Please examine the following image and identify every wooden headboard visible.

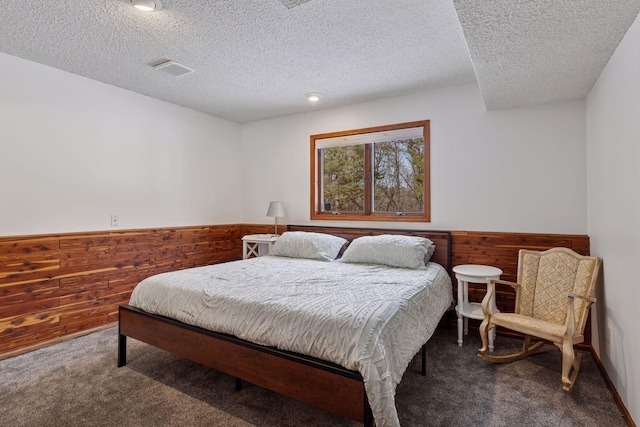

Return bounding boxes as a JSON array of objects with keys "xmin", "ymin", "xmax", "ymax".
[{"xmin": 287, "ymin": 225, "xmax": 451, "ymax": 272}]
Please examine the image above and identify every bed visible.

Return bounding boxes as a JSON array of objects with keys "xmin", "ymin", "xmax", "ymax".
[{"xmin": 118, "ymin": 226, "xmax": 452, "ymax": 427}]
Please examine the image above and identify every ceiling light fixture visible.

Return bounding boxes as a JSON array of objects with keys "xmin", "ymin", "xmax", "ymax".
[
  {"xmin": 131, "ymin": 0, "xmax": 163, "ymax": 12},
  {"xmin": 305, "ymin": 92, "xmax": 322, "ymax": 102}
]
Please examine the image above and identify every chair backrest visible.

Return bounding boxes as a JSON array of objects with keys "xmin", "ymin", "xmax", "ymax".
[{"xmin": 515, "ymin": 247, "xmax": 601, "ymax": 333}]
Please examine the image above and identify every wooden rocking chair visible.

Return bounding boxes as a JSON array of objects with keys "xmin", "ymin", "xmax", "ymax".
[{"xmin": 477, "ymin": 247, "xmax": 601, "ymax": 391}]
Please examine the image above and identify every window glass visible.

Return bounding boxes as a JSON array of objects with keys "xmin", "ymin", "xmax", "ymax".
[
  {"xmin": 321, "ymin": 145, "xmax": 365, "ymax": 212},
  {"xmin": 373, "ymin": 139, "xmax": 424, "ymax": 213}
]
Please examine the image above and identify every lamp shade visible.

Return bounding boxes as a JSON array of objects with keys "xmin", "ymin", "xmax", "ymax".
[{"xmin": 266, "ymin": 201, "xmax": 285, "ymax": 218}]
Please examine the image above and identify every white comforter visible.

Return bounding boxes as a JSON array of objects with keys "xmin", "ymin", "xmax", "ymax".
[{"xmin": 129, "ymin": 256, "xmax": 452, "ymax": 427}]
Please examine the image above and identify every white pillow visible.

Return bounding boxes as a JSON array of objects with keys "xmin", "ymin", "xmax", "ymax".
[
  {"xmin": 270, "ymin": 231, "xmax": 348, "ymax": 261},
  {"xmin": 425, "ymin": 244, "xmax": 436, "ymax": 264},
  {"xmin": 340, "ymin": 234, "xmax": 433, "ymax": 269}
]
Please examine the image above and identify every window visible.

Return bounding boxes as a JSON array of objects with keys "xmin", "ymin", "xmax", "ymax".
[{"xmin": 310, "ymin": 120, "xmax": 430, "ymax": 222}]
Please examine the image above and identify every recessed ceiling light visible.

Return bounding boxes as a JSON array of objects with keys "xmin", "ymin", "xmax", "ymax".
[
  {"xmin": 306, "ymin": 92, "xmax": 322, "ymax": 102},
  {"xmin": 131, "ymin": 0, "xmax": 163, "ymax": 12}
]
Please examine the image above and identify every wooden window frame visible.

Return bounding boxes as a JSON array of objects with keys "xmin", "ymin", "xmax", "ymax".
[{"xmin": 310, "ymin": 120, "xmax": 430, "ymax": 222}]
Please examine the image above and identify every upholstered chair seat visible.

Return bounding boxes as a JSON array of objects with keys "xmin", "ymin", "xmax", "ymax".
[{"xmin": 490, "ymin": 313, "xmax": 568, "ymax": 339}]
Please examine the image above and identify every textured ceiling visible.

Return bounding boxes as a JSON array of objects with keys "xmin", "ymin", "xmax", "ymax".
[
  {"xmin": 453, "ymin": 0, "xmax": 640, "ymax": 110},
  {"xmin": 0, "ymin": 0, "xmax": 475, "ymax": 123},
  {"xmin": 0, "ymin": 1, "xmax": 639, "ymax": 122}
]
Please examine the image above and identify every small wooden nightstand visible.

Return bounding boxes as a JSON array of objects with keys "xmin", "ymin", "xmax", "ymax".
[
  {"xmin": 452, "ymin": 264, "xmax": 503, "ymax": 351},
  {"xmin": 242, "ymin": 234, "xmax": 279, "ymax": 259}
]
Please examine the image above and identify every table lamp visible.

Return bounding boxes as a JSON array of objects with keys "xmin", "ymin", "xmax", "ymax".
[{"xmin": 266, "ymin": 201, "xmax": 285, "ymax": 236}]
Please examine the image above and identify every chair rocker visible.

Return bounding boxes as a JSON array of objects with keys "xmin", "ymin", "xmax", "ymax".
[{"xmin": 477, "ymin": 247, "xmax": 601, "ymax": 391}]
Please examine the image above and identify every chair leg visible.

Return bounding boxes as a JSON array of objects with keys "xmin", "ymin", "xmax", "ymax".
[
  {"xmin": 478, "ymin": 335, "xmax": 545, "ymax": 363},
  {"xmin": 561, "ymin": 339, "xmax": 582, "ymax": 392},
  {"xmin": 568, "ymin": 353, "xmax": 583, "ymax": 391},
  {"xmin": 478, "ymin": 319, "xmax": 491, "ymax": 354}
]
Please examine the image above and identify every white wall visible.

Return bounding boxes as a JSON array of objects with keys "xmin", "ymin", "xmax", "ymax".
[
  {"xmin": 0, "ymin": 52, "xmax": 243, "ymax": 236},
  {"xmin": 241, "ymin": 84, "xmax": 587, "ymax": 234},
  {"xmin": 586, "ymin": 13, "xmax": 640, "ymax": 423}
]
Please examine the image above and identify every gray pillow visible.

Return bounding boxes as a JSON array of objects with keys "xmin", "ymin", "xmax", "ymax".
[
  {"xmin": 270, "ymin": 231, "xmax": 348, "ymax": 261},
  {"xmin": 340, "ymin": 234, "xmax": 433, "ymax": 269},
  {"xmin": 425, "ymin": 244, "xmax": 436, "ymax": 264}
]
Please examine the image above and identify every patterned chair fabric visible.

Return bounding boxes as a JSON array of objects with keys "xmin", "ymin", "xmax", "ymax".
[{"xmin": 517, "ymin": 249, "xmax": 598, "ymax": 332}]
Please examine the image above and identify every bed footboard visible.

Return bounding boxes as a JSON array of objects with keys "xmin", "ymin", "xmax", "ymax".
[{"xmin": 118, "ymin": 305, "xmax": 373, "ymax": 426}]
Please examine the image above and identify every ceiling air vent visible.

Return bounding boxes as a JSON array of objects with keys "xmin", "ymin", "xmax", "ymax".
[{"xmin": 154, "ymin": 60, "xmax": 194, "ymax": 77}]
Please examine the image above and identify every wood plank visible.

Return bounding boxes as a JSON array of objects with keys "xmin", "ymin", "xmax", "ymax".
[
  {"xmin": 59, "ymin": 247, "xmax": 152, "ymax": 269},
  {"xmin": 147, "ymin": 260, "xmax": 183, "ymax": 274},
  {"xmin": 59, "ymin": 273, "xmax": 110, "ymax": 292},
  {"xmin": 60, "ymin": 304, "xmax": 122, "ymax": 328},
  {"xmin": 0, "ymin": 296, "xmax": 60, "ymax": 318},
  {"xmin": 0, "ymin": 328, "xmax": 62, "ymax": 352},
  {"xmin": 0, "ymin": 256, "xmax": 59, "ymax": 278},
  {"xmin": 58, "ymin": 289, "xmax": 103, "ymax": 306},
  {"xmin": 0, "ymin": 313, "xmax": 60, "ymax": 338},
  {"xmin": 0, "ymin": 240, "xmax": 59, "ymax": 255},
  {"xmin": 0, "ymin": 267, "xmax": 62, "ymax": 286},
  {"xmin": 107, "ymin": 281, "xmax": 139, "ymax": 295},
  {"xmin": 54, "ymin": 261, "xmax": 151, "ymax": 280},
  {"xmin": 61, "ymin": 315, "xmax": 110, "ymax": 335},
  {"xmin": 108, "ymin": 270, "xmax": 153, "ymax": 289},
  {"xmin": 0, "ymin": 278, "xmax": 60, "ymax": 299},
  {"xmin": 57, "ymin": 292, "xmax": 132, "ymax": 314}
]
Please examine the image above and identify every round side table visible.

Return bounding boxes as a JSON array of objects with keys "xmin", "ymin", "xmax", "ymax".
[{"xmin": 452, "ymin": 264, "xmax": 503, "ymax": 351}]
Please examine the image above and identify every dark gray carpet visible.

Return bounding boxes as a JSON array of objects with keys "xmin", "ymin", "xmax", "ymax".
[{"xmin": 0, "ymin": 325, "xmax": 626, "ymax": 427}]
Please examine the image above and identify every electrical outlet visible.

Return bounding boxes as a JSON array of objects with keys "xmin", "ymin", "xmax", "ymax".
[
  {"xmin": 606, "ymin": 325, "xmax": 612, "ymax": 344},
  {"xmin": 110, "ymin": 214, "xmax": 119, "ymax": 227}
]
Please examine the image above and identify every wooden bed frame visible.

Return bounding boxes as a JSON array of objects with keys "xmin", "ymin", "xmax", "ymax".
[{"xmin": 118, "ymin": 226, "xmax": 451, "ymax": 426}]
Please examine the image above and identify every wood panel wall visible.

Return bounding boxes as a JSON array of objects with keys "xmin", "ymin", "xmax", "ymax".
[
  {"xmin": 0, "ymin": 224, "xmax": 262, "ymax": 357},
  {"xmin": 0, "ymin": 225, "xmax": 588, "ymax": 359}
]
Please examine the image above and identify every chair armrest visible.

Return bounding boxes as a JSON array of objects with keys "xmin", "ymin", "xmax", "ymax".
[
  {"xmin": 563, "ymin": 293, "xmax": 597, "ymax": 338},
  {"xmin": 482, "ymin": 280, "xmax": 521, "ymax": 316},
  {"xmin": 489, "ymin": 279, "xmax": 520, "ymax": 290},
  {"xmin": 568, "ymin": 292, "xmax": 596, "ymax": 304},
  {"xmin": 480, "ymin": 280, "xmax": 497, "ymax": 318}
]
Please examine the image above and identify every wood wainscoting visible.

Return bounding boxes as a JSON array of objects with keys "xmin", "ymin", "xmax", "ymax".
[
  {"xmin": 0, "ymin": 224, "xmax": 274, "ymax": 358},
  {"xmin": 0, "ymin": 225, "xmax": 587, "ymax": 359}
]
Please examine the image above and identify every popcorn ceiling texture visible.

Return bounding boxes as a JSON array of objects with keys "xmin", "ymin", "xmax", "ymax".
[
  {"xmin": 278, "ymin": 0, "xmax": 314, "ymax": 9},
  {"xmin": 0, "ymin": 0, "xmax": 474, "ymax": 123},
  {"xmin": 453, "ymin": 0, "xmax": 640, "ymax": 110},
  {"xmin": 0, "ymin": 0, "xmax": 638, "ymax": 121}
]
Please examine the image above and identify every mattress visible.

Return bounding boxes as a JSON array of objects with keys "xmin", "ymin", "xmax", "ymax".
[{"xmin": 129, "ymin": 255, "xmax": 452, "ymax": 427}]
